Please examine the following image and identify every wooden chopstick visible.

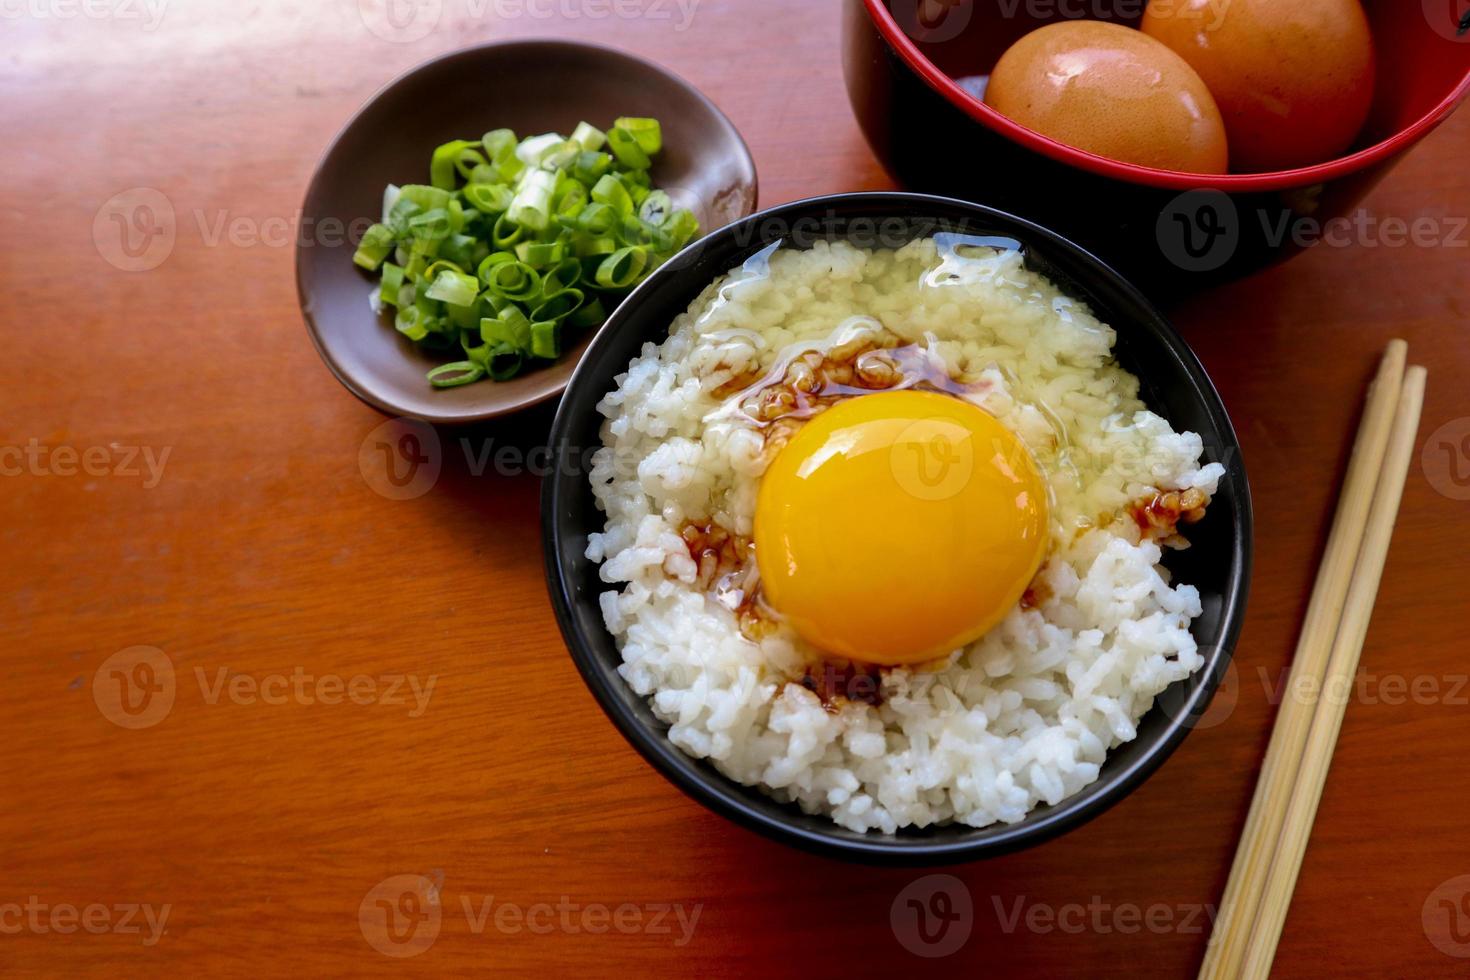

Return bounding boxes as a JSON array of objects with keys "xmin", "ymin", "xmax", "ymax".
[
  {"xmin": 1239, "ymin": 364, "xmax": 1426, "ymax": 975},
  {"xmin": 1198, "ymin": 342, "xmax": 1410, "ymax": 980}
]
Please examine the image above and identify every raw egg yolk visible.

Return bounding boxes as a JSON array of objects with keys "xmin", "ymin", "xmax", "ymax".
[
  {"xmin": 984, "ymin": 20, "xmax": 1229, "ymax": 174},
  {"xmin": 1141, "ymin": 0, "xmax": 1376, "ymax": 173},
  {"xmin": 753, "ymin": 390, "xmax": 1049, "ymax": 666}
]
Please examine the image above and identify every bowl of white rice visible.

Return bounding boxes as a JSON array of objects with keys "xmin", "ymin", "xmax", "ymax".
[{"xmin": 543, "ymin": 192, "xmax": 1251, "ymax": 863}]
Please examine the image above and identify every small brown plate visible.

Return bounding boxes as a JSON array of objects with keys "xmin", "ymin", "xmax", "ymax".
[{"xmin": 297, "ymin": 39, "xmax": 758, "ymax": 424}]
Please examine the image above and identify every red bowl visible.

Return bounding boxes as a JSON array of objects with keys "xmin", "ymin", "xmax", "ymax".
[{"xmin": 843, "ymin": 0, "xmax": 1470, "ymax": 290}]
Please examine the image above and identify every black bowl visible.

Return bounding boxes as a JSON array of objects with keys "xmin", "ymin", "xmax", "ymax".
[{"xmin": 543, "ymin": 192, "xmax": 1252, "ymax": 864}]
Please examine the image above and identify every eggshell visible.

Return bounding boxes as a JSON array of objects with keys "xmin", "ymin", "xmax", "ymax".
[{"xmin": 1142, "ymin": 0, "xmax": 1376, "ymax": 172}]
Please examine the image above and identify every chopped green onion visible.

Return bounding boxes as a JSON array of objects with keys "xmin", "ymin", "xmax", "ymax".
[
  {"xmin": 543, "ymin": 257, "xmax": 583, "ymax": 294},
  {"xmin": 481, "ymin": 260, "xmax": 542, "ymax": 302},
  {"xmin": 606, "ymin": 126, "xmax": 650, "ymax": 169},
  {"xmin": 571, "ymin": 121, "xmax": 607, "ymax": 152},
  {"xmin": 639, "ymin": 190, "xmax": 673, "ymax": 227},
  {"xmin": 353, "ymin": 223, "xmax": 395, "ymax": 270},
  {"xmin": 491, "ymin": 212, "xmax": 524, "ymax": 250},
  {"xmin": 515, "ymin": 132, "xmax": 564, "ymax": 167},
  {"xmin": 463, "ymin": 182, "xmax": 513, "ymax": 214},
  {"xmin": 431, "ymin": 140, "xmax": 476, "ymax": 190},
  {"xmin": 614, "ymin": 117, "xmax": 662, "ymax": 154},
  {"xmin": 425, "ymin": 269, "xmax": 478, "ymax": 309},
  {"xmin": 664, "ymin": 209, "xmax": 699, "ymax": 249},
  {"xmin": 568, "ymin": 294, "xmax": 606, "ymax": 328},
  {"xmin": 514, "ymin": 239, "xmax": 565, "ymax": 270},
  {"xmin": 380, "ymin": 262, "xmax": 406, "ymax": 306},
  {"xmin": 395, "ymin": 305, "xmax": 429, "ymax": 342},
  {"xmin": 481, "ymin": 305, "xmax": 531, "ymax": 350},
  {"xmin": 358, "ymin": 115, "xmax": 694, "ymax": 385},
  {"xmin": 427, "ymin": 360, "xmax": 486, "ymax": 387},
  {"xmin": 408, "ymin": 208, "xmax": 451, "ymax": 241},
  {"xmin": 531, "ymin": 287, "xmax": 584, "ymax": 324},
  {"xmin": 590, "ymin": 175, "xmax": 634, "ymax": 216},
  {"xmin": 482, "ymin": 129, "xmax": 517, "ymax": 161},
  {"xmin": 508, "ymin": 169, "xmax": 557, "ymax": 232},
  {"xmin": 485, "ymin": 344, "xmax": 524, "ymax": 382},
  {"xmin": 572, "ymin": 151, "xmax": 613, "ymax": 186},
  {"xmin": 530, "ymin": 320, "xmax": 560, "ymax": 359},
  {"xmin": 399, "ymin": 184, "xmax": 452, "ymax": 212},
  {"xmin": 595, "ymin": 246, "xmax": 648, "ymax": 289}
]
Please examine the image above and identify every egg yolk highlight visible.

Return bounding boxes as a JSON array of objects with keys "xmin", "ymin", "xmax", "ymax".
[{"xmin": 754, "ymin": 390, "xmax": 1049, "ymax": 666}]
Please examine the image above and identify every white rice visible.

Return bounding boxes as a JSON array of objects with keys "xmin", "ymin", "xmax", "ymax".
[{"xmin": 585, "ymin": 237, "xmax": 1225, "ymax": 833}]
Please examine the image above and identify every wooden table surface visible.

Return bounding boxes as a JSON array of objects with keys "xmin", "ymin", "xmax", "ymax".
[{"xmin": 3, "ymin": 1, "xmax": 1467, "ymax": 975}]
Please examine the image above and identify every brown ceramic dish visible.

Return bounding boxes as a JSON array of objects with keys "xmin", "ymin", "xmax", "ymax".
[{"xmin": 297, "ymin": 39, "xmax": 758, "ymax": 424}]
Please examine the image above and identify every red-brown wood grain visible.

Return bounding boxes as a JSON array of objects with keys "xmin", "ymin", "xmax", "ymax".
[{"xmin": 1, "ymin": 1, "xmax": 1467, "ymax": 975}]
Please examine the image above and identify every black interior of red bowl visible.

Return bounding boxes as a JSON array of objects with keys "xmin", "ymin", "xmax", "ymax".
[
  {"xmin": 543, "ymin": 192, "xmax": 1252, "ymax": 864},
  {"xmin": 883, "ymin": 0, "xmax": 1470, "ymax": 160}
]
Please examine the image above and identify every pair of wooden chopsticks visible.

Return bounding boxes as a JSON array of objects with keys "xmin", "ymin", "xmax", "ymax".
[{"xmin": 1199, "ymin": 341, "xmax": 1426, "ymax": 980}]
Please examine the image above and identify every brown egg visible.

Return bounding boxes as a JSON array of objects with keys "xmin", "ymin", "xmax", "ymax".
[
  {"xmin": 1142, "ymin": 0, "xmax": 1376, "ymax": 172},
  {"xmin": 984, "ymin": 20, "xmax": 1229, "ymax": 174}
]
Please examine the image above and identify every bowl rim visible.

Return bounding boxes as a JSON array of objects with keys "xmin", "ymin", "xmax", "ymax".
[
  {"xmin": 859, "ymin": 0, "xmax": 1470, "ymax": 191},
  {"xmin": 295, "ymin": 37, "xmax": 759, "ymax": 424},
  {"xmin": 542, "ymin": 190, "xmax": 1254, "ymax": 864}
]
